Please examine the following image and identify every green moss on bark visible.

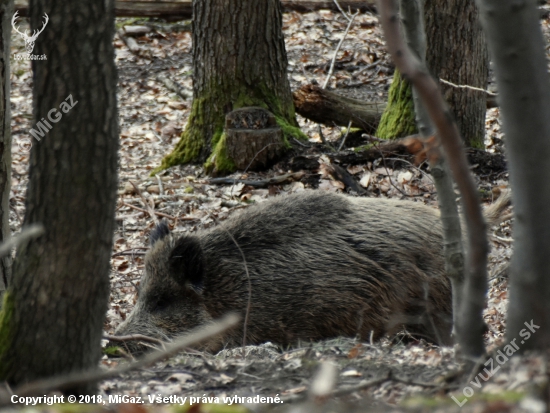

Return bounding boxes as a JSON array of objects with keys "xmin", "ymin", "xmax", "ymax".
[
  {"xmin": 152, "ymin": 97, "xmax": 214, "ymax": 175},
  {"xmin": 275, "ymin": 116, "xmax": 308, "ymax": 144},
  {"xmin": 376, "ymin": 69, "xmax": 417, "ymax": 139},
  {"xmin": 204, "ymin": 133, "xmax": 237, "ymax": 175},
  {"xmin": 0, "ymin": 291, "xmax": 15, "ymax": 378},
  {"xmin": 154, "ymin": 81, "xmax": 302, "ymax": 176}
]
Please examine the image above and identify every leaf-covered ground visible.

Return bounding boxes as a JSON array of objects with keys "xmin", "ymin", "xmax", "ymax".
[{"xmin": 7, "ymin": 5, "xmax": 549, "ymax": 413}]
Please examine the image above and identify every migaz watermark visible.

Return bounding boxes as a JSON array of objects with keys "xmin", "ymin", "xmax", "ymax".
[{"xmin": 18, "ymin": 94, "xmax": 78, "ymax": 152}]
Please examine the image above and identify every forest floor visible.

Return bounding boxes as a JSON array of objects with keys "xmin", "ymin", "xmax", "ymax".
[{"xmin": 5, "ymin": 4, "xmax": 550, "ymax": 413}]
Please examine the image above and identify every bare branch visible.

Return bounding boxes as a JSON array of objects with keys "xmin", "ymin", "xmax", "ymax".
[
  {"xmin": 104, "ymin": 333, "xmax": 165, "ymax": 347},
  {"xmin": 121, "ymin": 202, "xmax": 176, "ymax": 221},
  {"xmin": 333, "ymin": 0, "xmax": 352, "ymax": 21},
  {"xmin": 129, "ymin": 181, "xmax": 158, "ymax": 225},
  {"xmin": 0, "ymin": 224, "xmax": 44, "ymax": 258},
  {"xmin": 439, "ymin": 78, "xmax": 497, "ymax": 96},
  {"xmin": 377, "ymin": 0, "xmax": 489, "ymax": 357}
]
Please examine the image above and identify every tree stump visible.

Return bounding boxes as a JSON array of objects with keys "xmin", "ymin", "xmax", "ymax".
[{"xmin": 225, "ymin": 107, "xmax": 284, "ymax": 171}]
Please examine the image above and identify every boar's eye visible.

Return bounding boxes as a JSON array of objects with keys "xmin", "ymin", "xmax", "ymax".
[{"xmin": 149, "ymin": 294, "xmax": 175, "ymax": 313}]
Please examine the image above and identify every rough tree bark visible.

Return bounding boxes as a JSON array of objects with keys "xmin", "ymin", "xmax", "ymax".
[
  {"xmin": 155, "ymin": 0, "xmax": 304, "ymax": 175},
  {"xmin": 0, "ymin": 0, "xmax": 119, "ymax": 394},
  {"xmin": 376, "ymin": 0, "xmax": 488, "ymax": 148},
  {"xmin": 425, "ymin": 0, "xmax": 488, "ymax": 148},
  {"xmin": 476, "ymin": 0, "xmax": 550, "ymax": 350},
  {"xmin": 0, "ymin": 0, "xmax": 12, "ymax": 302}
]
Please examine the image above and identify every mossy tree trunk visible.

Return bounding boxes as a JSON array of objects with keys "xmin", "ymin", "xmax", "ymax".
[
  {"xmin": 156, "ymin": 0, "xmax": 302, "ymax": 175},
  {"xmin": 376, "ymin": 68, "xmax": 417, "ymax": 139},
  {"xmin": 376, "ymin": 0, "xmax": 488, "ymax": 147},
  {"xmin": 0, "ymin": 0, "xmax": 12, "ymax": 301},
  {"xmin": 0, "ymin": 0, "xmax": 118, "ymax": 394},
  {"xmin": 425, "ymin": 0, "xmax": 488, "ymax": 149}
]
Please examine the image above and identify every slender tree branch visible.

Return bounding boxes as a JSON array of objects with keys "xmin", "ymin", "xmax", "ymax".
[
  {"xmin": 398, "ymin": 0, "xmax": 465, "ymax": 341},
  {"xmin": 0, "ymin": 224, "xmax": 44, "ymax": 259},
  {"xmin": 439, "ymin": 78, "xmax": 497, "ymax": 96},
  {"xmin": 333, "ymin": 0, "xmax": 352, "ymax": 21},
  {"xmin": 377, "ymin": 0, "xmax": 488, "ymax": 357}
]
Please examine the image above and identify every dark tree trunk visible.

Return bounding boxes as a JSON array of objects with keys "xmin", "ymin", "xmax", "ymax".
[
  {"xmin": 476, "ymin": 0, "xmax": 550, "ymax": 350},
  {"xmin": 156, "ymin": 0, "xmax": 302, "ymax": 175},
  {"xmin": 425, "ymin": 0, "xmax": 488, "ymax": 148},
  {"xmin": 0, "ymin": 0, "xmax": 12, "ymax": 300},
  {"xmin": 0, "ymin": 0, "xmax": 118, "ymax": 394}
]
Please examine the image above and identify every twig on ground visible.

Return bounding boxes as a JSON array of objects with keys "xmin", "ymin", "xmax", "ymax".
[
  {"xmin": 112, "ymin": 248, "xmax": 148, "ymax": 257},
  {"xmin": 104, "ymin": 333, "xmax": 166, "ymax": 347},
  {"xmin": 327, "ymin": 164, "xmax": 367, "ymax": 194},
  {"xmin": 121, "ymin": 202, "xmax": 175, "ymax": 221},
  {"xmin": 384, "ymin": 157, "xmax": 434, "ymax": 184},
  {"xmin": 155, "ymin": 174, "xmax": 164, "ymax": 195},
  {"xmin": 155, "ymin": 74, "xmax": 187, "ymax": 100},
  {"xmin": 362, "ymin": 134, "xmax": 387, "ymax": 143},
  {"xmin": 492, "ymin": 235, "xmax": 513, "ymax": 245},
  {"xmin": 375, "ymin": 142, "xmax": 421, "ymax": 197},
  {"xmin": 338, "ymin": 120, "xmax": 353, "ymax": 151},
  {"xmin": 352, "ymin": 61, "xmax": 382, "ymax": 78},
  {"xmin": 116, "ymin": 30, "xmax": 151, "ymax": 60},
  {"xmin": 322, "ymin": 9, "xmax": 359, "ymax": 89},
  {"xmin": 208, "ymin": 172, "xmax": 303, "ymax": 188},
  {"xmin": 129, "ymin": 181, "xmax": 158, "ymax": 225},
  {"xmin": 330, "ymin": 373, "xmax": 390, "ymax": 398},
  {"xmin": 283, "ymin": 371, "xmax": 390, "ymax": 403},
  {"xmin": 293, "ymin": 137, "xmax": 310, "ymax": 147}
]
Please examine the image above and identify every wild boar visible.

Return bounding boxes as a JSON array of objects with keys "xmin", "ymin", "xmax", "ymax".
[{"xmin": 114, "ymin": 190, "xmax": 508, "ymax": 352}]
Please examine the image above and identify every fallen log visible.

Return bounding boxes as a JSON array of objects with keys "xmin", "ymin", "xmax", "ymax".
[
  {"xmin": 293, "ymin": 84, "xmax": 386, "ymax": 133},
  {"xmin": 288, "ymin": 136, "xmax": 507, "ymax": 177},
  {"xmin": 14, "ymin": 0, "xmax": 375, "ymax": 19},
  {"xmin": 289, "ymin": 137, "xmax": 413, "ymax": 170}
]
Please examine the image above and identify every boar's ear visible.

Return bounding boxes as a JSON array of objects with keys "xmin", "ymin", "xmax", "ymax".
[
  {"xmin": 150, "ymin": 220, "xmax": 170, "ymax": 246},
  {"xmin": 169, "ymin": 236, "xmax": 204, "ymax": 293}
]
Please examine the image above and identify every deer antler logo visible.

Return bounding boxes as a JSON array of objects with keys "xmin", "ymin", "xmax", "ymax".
[{"xmin": 12, "ymin": 11, "xmax": 49, "ymax": 54}]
